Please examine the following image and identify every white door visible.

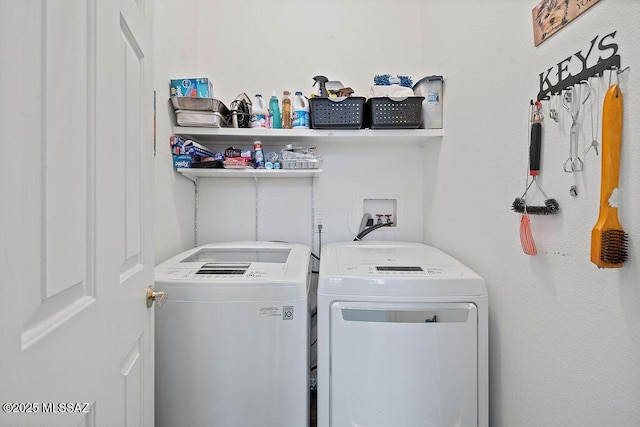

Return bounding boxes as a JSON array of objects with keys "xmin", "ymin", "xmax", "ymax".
[{"xmin": 0, "ymin": 0, "xmax": 155, "ymax": 426}]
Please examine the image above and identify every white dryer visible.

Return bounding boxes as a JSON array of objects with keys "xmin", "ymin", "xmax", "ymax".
[
  {"xmin": 154, "ymin": 241, "xmax": 311, "ymax": 427},
  {"xmin": 317, "ymin": 241, "xmax": 488, "ymax": 427}
]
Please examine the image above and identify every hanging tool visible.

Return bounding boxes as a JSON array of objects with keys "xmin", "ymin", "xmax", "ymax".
[
  {"xmin": 513, "ymin": 101, "xmax": 559, "ymax": 256},
  {"xmin": 562, "ymin": 81, "xmax": 590, "ymax": 173},
  {"xmin": 585, "ymin": 76, "xmax": 600, "ymax": 156},
  {"xmin": 590, "ymin": 83, "xmax": 627, "ymax": 268},
  {"xmin": 512, "ymin": 101, "xmax": 561, "ymax": 215}
]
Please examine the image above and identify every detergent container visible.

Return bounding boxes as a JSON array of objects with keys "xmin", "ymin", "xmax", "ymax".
[
  {"xmin": 292, "ymin": 91, "xmax": 310, "ymax": 129},
  {"xmin": 251, "ymin": 94, "xmax": 268, "ymax": 128},
  {"xmin": 269, "ymin": 91, "xmax": 282, "ymax": 129}
]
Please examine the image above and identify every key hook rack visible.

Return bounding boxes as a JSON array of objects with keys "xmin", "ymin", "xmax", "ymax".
[{"xmin": 537, "ymin": 55, "xmax": 625, "ymax": 101}]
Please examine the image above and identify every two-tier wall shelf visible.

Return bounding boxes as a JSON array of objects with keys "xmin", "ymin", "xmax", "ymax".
[
  {"xmin": 177, "ymin": 167, "xmax": 321, "ymax": 182},
  {"xmin": 172, "ymin": 126, "xmax": 445, "ymax": 144},
  {"xmin": 172, "ymin": 126, "xmax": 444, "ymax": 181}
]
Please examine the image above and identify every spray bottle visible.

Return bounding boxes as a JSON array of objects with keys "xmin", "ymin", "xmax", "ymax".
[{"xmin": 312, "ymin": 75, "xmax": 329, "ymax": 97}]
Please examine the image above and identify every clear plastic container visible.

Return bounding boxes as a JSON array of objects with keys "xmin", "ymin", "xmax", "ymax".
[{"xmin": 413, "ymin": 75, "xmax": 443, "ymax": 129}]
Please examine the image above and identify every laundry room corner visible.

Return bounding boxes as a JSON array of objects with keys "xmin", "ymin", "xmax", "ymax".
[{"xmin": 152, "ymin": 0, "xmax": 640, "ymax": 426}]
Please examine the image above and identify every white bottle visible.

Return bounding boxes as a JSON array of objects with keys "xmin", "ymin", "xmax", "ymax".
[
  {"xmin": 292, "ymin": 91, "xmax": 310, "ymax": 129},
  {"xmin": 251, "ymin": 94, "xmax": 268, "ymax": 128}
]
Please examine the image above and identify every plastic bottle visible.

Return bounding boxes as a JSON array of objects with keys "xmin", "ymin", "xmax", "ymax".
[
  {"xmin": 292, "ymin": 91, "xmax": 310, "ymax": 129},
  {"xmin": 269, "ymin": 90, "xmax": 281, "ymax": 129},
  {"xmin": 251, "ymin": 94, "xmax": 267, "ymax": 128},
  {"xmin": 254, "ymin": 140, "xmax": 265, "ymax": 168},
  {"xmin": 282, "ymin": 91, "xmax": 292, "ymax": 129}
]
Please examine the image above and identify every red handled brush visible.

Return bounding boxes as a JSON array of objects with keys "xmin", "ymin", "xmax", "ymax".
[
  {"xmin": 513, "ymin": 101, "xmax": 559, "ymax": 256},
  {"xmin": 591, "ymin": 84, "xmax": 628, "ymax": 268},
  {"xmin": 512, "ymin": 102, "xmax": 560, "ymax": 215}
]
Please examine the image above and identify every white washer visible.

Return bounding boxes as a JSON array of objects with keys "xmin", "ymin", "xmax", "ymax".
[
  {"xmin": 317, "ymin": 241, "xmax": 488, "ymax": 427},
  {"xmin": 154, "ymin": 241, "xmax": 310, "ymax": 427}
]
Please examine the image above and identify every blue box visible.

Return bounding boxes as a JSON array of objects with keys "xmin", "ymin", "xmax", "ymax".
[
  {"xmin": 173, "ymin": 154, "xmax": 193, "ymax": 169},
  {"xmin": 170, "ymin": 136, "xmax": 214, "ymax": 157},
  {"xmin": 170, "ymin": 78, "xmax": 213, "ymax": 98}
]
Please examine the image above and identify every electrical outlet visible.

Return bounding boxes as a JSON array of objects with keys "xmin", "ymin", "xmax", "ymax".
[{"xmin": 315, "ymin": 215, "xmax": 326, "ymax": 232}]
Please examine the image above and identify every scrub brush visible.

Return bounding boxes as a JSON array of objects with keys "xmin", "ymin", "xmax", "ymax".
[
  {"xmin": 512, "ymin": 101, "xmax": 560, "ymax": 215},
  {"xmin": 590, "ymin": 84, "xmax": 627, "ymax": 268}
]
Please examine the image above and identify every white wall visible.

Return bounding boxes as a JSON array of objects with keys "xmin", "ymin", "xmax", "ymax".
[
  {"xmin": 423, "ymin": 0, "xmax": 640, "ymax": 426},
  {"xmin": 154, "ymin": 0, "xmax": 640, "ymax": 425},
  {"xmin": 154, "ymin": 0, "xmax": 432, "ymax": 262}
]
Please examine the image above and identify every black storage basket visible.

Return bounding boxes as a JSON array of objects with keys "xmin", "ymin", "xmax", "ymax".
[
  {"xmin": 309, "ymin": 96, "xmax": 366, "ymax": 129},
  {"xmin": 367, "ymin": 96, "xmax": 424, "ymax": 129}
]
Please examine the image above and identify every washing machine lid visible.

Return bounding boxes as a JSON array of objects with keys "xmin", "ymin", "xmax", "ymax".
[
  {"xmin": 318, "ymin": 241, "xmax": 486, "ymax": 297},
  {"xmin": 155, "ymin": 241, "xmax": 309, "ymax": 285},
  {"xmin": 182, "ymin": 247, "xmax": 291, "ymax": 264}
]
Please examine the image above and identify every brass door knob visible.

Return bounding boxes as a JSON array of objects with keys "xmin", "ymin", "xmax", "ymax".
[{"xmin": 146, "ymin": 285, "xmax": 167, "ymax": 308}]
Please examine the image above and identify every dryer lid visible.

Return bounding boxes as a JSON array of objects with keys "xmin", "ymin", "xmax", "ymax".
[
  {"xmin": 318, "ymin": 241, "xmax": 487, "ymax": 297},
  {"xmin": 335, "ymin": 243, "xmax": 462, "ymax": 277}
]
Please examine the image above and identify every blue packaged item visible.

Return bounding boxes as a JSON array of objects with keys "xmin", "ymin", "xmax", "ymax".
[
  {"xmin": 183, "ymin": 140, "xmax": 214, "ymax": 158},
  {"xmin": 173, "ymin": 154, "xmax": 192, "ymax": 169},
  {"xmin": 170, "ymin": 135, "xmax": 214, "ymax": 157},
  {"xmin": 170, "ymin": 78, "xmax": 213, "ymax": 98}
]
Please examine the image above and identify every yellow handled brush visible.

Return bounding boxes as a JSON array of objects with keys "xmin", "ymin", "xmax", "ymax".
[{"xmin": 591, "ymin": 84, "xmax": 628, "ymax": 268}]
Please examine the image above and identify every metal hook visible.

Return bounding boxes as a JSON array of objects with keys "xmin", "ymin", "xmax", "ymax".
[
  {"xmin": 612, "ymin": 66, "xmax": 619, "ymax": 85},
  {"xmin": 579, "ymin": 79, "xmax": 591, "ymax": 104},
  {"xmin": 608, "ymin": 67, "xmax": 615, "ymax": 86}
]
